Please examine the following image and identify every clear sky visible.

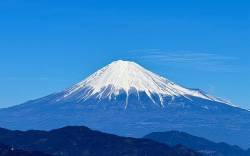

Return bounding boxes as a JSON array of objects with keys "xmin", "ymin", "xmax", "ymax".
[{"xmin": 0, "ymin": 0, "xmax": 249, "ymax": 109}]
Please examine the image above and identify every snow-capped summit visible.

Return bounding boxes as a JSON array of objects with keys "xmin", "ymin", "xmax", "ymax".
[{"xmin": 61, "ymin": 60, "xmax": 226, "ymax": 107}]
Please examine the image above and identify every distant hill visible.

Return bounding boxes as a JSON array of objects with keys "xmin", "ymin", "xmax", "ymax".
[
  {"xmin": 144, "ymin": 131, "xmax": 250, "ymax": 156},
  {"xmin": 0, "ymin": 144, "xmax": 51, "ymax": 156},
  {"xmin": 0, "ymin": 126, "xmax": 199, "ymax": 156}
]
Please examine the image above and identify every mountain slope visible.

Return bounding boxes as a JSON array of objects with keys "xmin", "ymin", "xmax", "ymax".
[
  {"xmin": 0, "ymin": 126, "xmax": 199, "ymax": 156},
  {"xmin": 0, "ymin": 60, "xmax": 250, "ymax": 148},
  {"xmin": 0, "ymin": 144, "xmax": 51, "ymax": 156},
  {"xmin": 144, "ymin": 131, "xmax": 250, "ymax": 156},
  {"xmin": 59, "ymin": 60, "xmax": 228, "ymax": 107}
]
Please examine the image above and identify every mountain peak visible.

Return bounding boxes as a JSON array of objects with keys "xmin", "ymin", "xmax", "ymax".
[
  {"xmin": 110, "ymin": 59, "xmax": 136, "ymax": 65},
  {"xmin": 60, "ymin": 60, "xmax": 227, "ymax": 108}
]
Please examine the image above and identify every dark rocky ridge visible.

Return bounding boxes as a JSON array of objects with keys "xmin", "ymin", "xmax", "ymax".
[{"xmin": 0, "ymin": 126, "xmax": 199, "ymax": 156}]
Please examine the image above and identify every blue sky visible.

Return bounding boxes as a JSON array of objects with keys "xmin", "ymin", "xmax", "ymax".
[{"xmin": 0, "ymin": 0, "xmax": 249, "ymax": 109}]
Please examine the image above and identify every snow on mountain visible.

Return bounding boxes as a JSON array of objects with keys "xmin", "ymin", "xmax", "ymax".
[{"xmin": 60, "ymin": 60, "xmax": 227, "ymax": 108}]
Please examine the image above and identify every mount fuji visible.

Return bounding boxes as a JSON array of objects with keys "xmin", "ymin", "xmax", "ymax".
[{"xmin": 0, "ymin": 60, "xmax": 250, "ymax": 148}]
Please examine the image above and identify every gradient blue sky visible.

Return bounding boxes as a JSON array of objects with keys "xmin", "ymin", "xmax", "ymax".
[{"xmin": 0, "ymin": 0, "xmax": 249, "ymax": 109}]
